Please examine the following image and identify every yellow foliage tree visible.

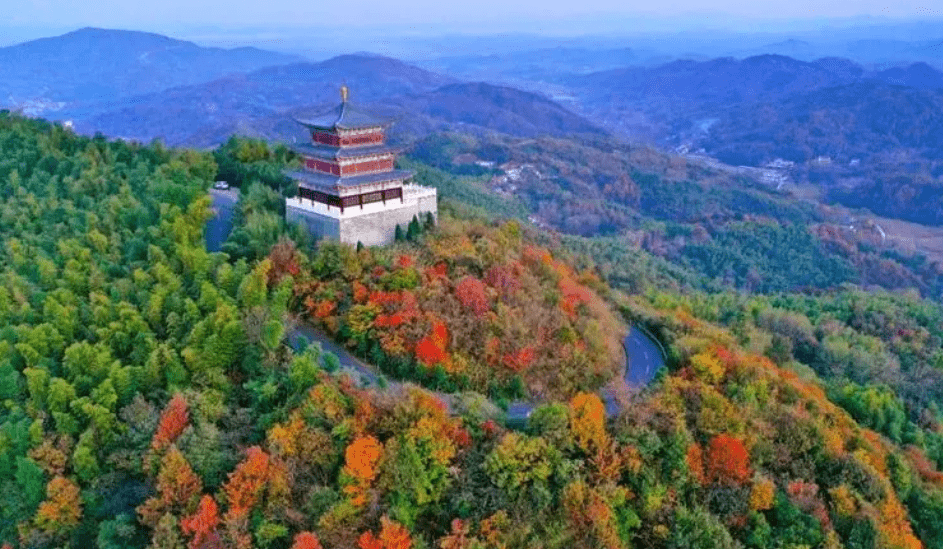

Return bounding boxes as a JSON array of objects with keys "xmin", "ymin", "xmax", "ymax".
[
  {"xmin": 570, "ymin": 392, "xmax": 607, "ymax": 452},
  {"xmin": 34, "ymin": 476, "xmax": 82, "ymax": 533}
]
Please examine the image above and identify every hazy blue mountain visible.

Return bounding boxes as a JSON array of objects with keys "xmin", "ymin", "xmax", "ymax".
[
  {"xmin": 702, "ymin": 81, "xmax": 943, "ymax": 165},
  {"xmin": 420, "ymin": 46, "xmax": 660, "ymax": 82},
  {"xmin": 74, "ymin": 53, "xmax": 454, "ymax": 145},
  {"xmin": 875, "ymin": 62, "xmax": 943, "ymax": 89},
  {"xmin": 573, "ymin": 54, "xmax": 859, "ymax": 109},
  {"xmin": 0, "ymin": 27, "xmax": 300, "ymax": 112},
  {"xmin": 80, "ymin": 62, "xmax": 603, "ymax": 147},
  {"xmin": 389, "ymin": 82, "xmax": 606, "ymax": 138}
]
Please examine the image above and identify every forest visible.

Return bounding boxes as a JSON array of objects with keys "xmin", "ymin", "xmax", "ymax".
[
  {"xmin": 408, "ymin": 132, "xmax": 943, "ymax": 296},
  {"xmin": 1, "ymin": 113, "xmax": 943, "ymax": 549}
]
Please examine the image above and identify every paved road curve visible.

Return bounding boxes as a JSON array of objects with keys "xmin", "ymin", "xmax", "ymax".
[
  {"xmin": 286, "ymin": 323, "xmax": 382, "ymax": 387},
  {"xmin": 623, "ymin": 326, "xmax": 666, "ymax": 387},
  {"xmin": 206, "ymin": 189, "xmax": 238, "ymax": 252},
  {"xmin": 509, "ymin": 326, "xmax": 667, "ymax": 424},
  {"xmin": 286, "ymin": 323, "xmax": 667, "ymax": 424}
]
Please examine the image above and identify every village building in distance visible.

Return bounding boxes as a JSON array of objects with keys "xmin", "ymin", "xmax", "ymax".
[{"xmin": 284, "ymin": 86, "xmax": 437, "ymax": 247}]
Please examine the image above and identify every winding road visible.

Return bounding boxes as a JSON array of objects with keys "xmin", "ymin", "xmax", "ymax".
[{"xmin": 285, "ymin": 323, "xmax": 666, "ymax": 424}]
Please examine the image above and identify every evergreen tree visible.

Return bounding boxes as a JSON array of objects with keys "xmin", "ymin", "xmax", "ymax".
[{"xmin": 407, "ymin": 215, "xmax": 421, "ymax": 241}]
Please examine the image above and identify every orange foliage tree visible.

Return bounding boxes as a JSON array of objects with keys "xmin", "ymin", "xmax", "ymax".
[
  {"xmin": 152, "ymin": 394, "xmax": 189, "ymax": 451},
  {"xmin": 562, "ymin": 480, "xmax": 623, "ymax": 549},
  {"xmin": 686, "ymin": 443, "xmax": 706, "ymax": 484},
  {"xmin": 180, "ymin": 495, "xmax": 220, "ymax": 549},
  {"xmin": 223, "ymin": 446, "xmax": 271, "ymax": 520},
  {"xmin": 438, "ymin": 519, "xmax": 476, "ymax": 549},
  {"xmin": 291, "ymin": 531, "xmax": 324, "ymax": 549},
  {"xmin": 750, "ymin": 478, "xmax": 775, "ymax": 511},
  {"xmin": 705, "ymin": 434, "xmax": 751, "ymax": 485},
  {"xmin": 358, "ymin": 516, "xmax": 413, "ymax": 549},
  {"xmin": 34, "ymin": 476, "xmax": 83, "ymax": 533},
  {"xmin": 877, "ymin": 493, "xmax": 923, "ymax": 549},
  {"xmin": 138, "ymin": 446, "xmax": 203, "ymax": 527},
  {"xmin": 343, "ymin": 435, "xmax": 384, "ymax": 506}
]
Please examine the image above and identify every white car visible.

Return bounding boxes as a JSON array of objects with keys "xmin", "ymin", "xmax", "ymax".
[{"xmin": 213, "ymin": 181, "xmax": 230, "ymax": 190}]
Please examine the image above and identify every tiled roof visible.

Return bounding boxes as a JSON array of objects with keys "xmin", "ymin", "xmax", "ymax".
[
  {"xmin": 291, "ymin": 143, "xmax": 398, "ymax": 160},
  {"xmin": 286, "ymin": 169, "xmax": 413, "ymax": 190},
  {"xmin": 293, "ymin": 102, "xmax": 388, "ymax": 130}
]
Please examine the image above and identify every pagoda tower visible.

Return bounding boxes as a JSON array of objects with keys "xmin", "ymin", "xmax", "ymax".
[{"xmin": 285, "ymin": 86, "xmax": 437, "ymax": 246}]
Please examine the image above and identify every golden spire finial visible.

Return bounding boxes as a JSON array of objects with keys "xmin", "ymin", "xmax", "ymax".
[{"xmin": 340, "ymin": 85, "xmax": 349, "ymax": 103}]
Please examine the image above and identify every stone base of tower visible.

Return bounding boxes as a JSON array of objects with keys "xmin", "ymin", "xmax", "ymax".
[{"xmin": 286, "ymin": 185, "xmax": 437, "ymax": 247}]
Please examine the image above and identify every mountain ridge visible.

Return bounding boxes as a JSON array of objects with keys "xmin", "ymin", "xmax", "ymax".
[
  {"xmin": 76, "ymin": 56, "xmax": 605, "ymax": 147},
  {"xmin": 0, "ymin": 27, "xmax": 302, "ymax": 110}
]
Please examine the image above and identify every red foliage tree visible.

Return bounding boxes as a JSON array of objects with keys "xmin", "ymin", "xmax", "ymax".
[
  {"xmin": 291, "ymin": 532, "xmax": 323, "ymax": 549},
  {"xmin": 424, "ymin": 262, "xmax": 449, "ymax": 281},
  {"xmin": 705, "ymin": 434, "xmax": 751, "ymax": 485},
  {"xmin": 180, "ymin": 495, "xmax": 221, "ymax": 549},
  {"xmin": 375, "ymin": 313, "xmax": 406, "ymax": 328},
  {"xmin": 416, "ymin": 321, "xmax": 449, "ymax": 367},
  {"xmin": 152, "ymin": 394, "xmax": 189, "ymax": 451},
  {"xmin": 455, "ymin": 276, "xmax": 489, "ymax": 316},
  {"xmin": 502, "ymin": 346, "xmax": 535, "ymax": 372},
  {"xmin": 312, "ymin": 299, "xmax": 337, "ymax": 319},
  {"xmin": 267, "ymin": 240, "xmax": 301, "ymax": 285},
  {"xmin": 557, "ymin": 276, "xmax": 593, "ymax": 319},
  {"xmin": 438, "ymin": 519, "xmax": 473, "ymax": 549},
  {"xmin": 353, "ymin": 281, "xmax": 370, "ymax": 303},
  {"xmin": 484, "ymin": 264, "xmax": 521, "ymax": 301}
]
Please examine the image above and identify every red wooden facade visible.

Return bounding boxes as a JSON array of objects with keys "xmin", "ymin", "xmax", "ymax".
[
  {"xmin": 340, "ymin": 132, "xmax": 384, "ymax": 146},
  {"xmin": 312, "ymin": 131, "xmax": 341, "ymax": 146},
  {"xmin": 311, "ymin": 130, "xmax": 384, "ymax": 147},
  {"xmin": 303, "ymin": 156, "xmax": 394, "ymax": 176},
  {"xmin": 305, "ymin": 158, "xmax": 341, "ymax": 175},
  {"xmin": 341, "ymin": 157, "xmax": 394, "ymax": 175}
]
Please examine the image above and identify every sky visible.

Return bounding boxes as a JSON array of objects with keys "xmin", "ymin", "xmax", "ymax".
[{"xmin": 7, "ymin": 0, "xmax": 943, "ymax": 32}]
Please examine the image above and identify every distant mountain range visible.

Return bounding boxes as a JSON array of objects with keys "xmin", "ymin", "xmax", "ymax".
[
  {"xmin": 564, "ymin": 54, "xmax": 943, "ymax": 154},
  {"xmin": 77, "ymin": 56, "xmax": 605, "ymax": 147},
  {"xmin": 0, "ymin": 28, "xmax": 607, "ymax": 146},
  {"xmin": 75, "ymin": 54, "xmax": 457, "ymax": 146},
  {"xmin": 0, "ymin": 27, "xmax": 300, "ymax": 110},
  {"xmin": 5, "ymin": 27, "xmax": 943, "ymax": 227}
]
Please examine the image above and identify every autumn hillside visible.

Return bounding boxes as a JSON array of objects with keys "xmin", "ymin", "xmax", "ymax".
[
  {"xmin": 2, "ymin": 115, "xmax": 943, "ymax": 549},
  {"xmin": 276, "ymin": 214, "xmax": 626, "ymax": 401}
]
